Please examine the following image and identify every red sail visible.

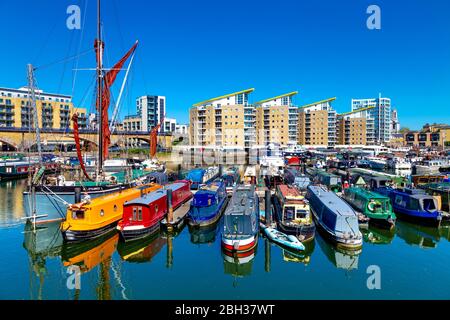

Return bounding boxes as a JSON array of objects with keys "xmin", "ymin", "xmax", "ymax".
[
  {"xmin": 72, "ymin": 113, "xmax": 93, "ymax": 181},
  {"xmin": 95, "ymin": 40, "xmax": 138, "ymax": 159},
  {"xmin": 150, "ymin": 118, "xmax": 163, "ymax": 159}
]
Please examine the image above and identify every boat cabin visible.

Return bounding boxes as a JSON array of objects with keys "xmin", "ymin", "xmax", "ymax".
[
  {"xmin": 275, "ymin": 185, "xmax": 311, "ymax": 224},
  {"xmin": 122, "ymin": 181, "xmax": 192, "ymax": 228}
]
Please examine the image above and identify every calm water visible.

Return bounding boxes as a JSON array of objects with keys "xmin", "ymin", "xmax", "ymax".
[{"xmin": 1, "ymin": 179, "xmax": 450, "ymax": 300}]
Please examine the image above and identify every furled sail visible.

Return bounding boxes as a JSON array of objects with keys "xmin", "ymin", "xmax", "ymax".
[
  {"xmin": 95, "ymin": 40, "xmax": 138, "ymax": 159},
  {"xmin": 150, "ymin": 118, "xmax": 163, "ymax": 159},
  {"xmin": 72, "ymin": 113, "xmax": 93, "ymax": 181}
]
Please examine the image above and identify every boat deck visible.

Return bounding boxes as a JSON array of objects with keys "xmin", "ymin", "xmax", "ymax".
[{"xmin": 161, "ymin": 200, "xmax": 192, "ymax": 231}]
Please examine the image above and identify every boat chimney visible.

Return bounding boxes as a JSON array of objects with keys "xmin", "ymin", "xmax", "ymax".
[
  {"xmin": 265, "ymin": 189, "xmax": 271, "ymax": 226},
  {"xmin": 167, "ymin": 188, "xmax": 173, "ymax": 223},
  {"xmin": 177, "ymin": 164, "xmax": 182, "ymax": 180},
  {"xmin": 74, "ymin": 187, "xmax": 82, "ymax": 203},
  {"xmin": 219, "ymin": 164, "xmax": 223, "ymax": 177}
]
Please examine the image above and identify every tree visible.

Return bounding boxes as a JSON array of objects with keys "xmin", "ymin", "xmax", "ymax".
[{"xmin": 399, "ymin": 127, "xmax": 410, "ymax": 134}]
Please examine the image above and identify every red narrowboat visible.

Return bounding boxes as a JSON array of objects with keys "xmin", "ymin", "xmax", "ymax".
[{"xmin": 117, "ymin": 180, "xmax": 192, "ymax": 241}]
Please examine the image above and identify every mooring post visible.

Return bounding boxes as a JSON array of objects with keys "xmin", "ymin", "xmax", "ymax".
[
  {"xmin": 265, "ymin": 189, "xmax": 271, "ymax": 226},
  {"xmin": 265, "ymin": 238, "xmax": 271, "ymax": 273},
  {"xmin": 167, "ymin": 188, "xmax": 173, "ymax": 224}
]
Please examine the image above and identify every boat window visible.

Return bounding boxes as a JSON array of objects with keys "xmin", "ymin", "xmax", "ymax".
[
  {"xmin": 422, "ymin": 198, "xmax": 437, "ymax": 212},
  {"xmin": 296, "ymin": 209, "xmax": 308, "ymax": 219},
  {"xmin": 73, "ymin": 210, "xmax": 84, "ymax": 220},
  {"xmin": 113, "ymin": 205, "xmax": 118, "ymax": 212},
  {"xmin": 100, "ymin": 209, "xmax": 104, "ymax": 217},
  {"xmin": 407, "ymin": 198, "xmax": 420, "ymax": 211},
  {"xmin": 394, "ymin": 195, "xmax": 406, "ymax": 207},
  {"xmin": 155, "ymin": 205, "xmax": 158, "ymax": 215},
  {"xmin": 138, "ymin": 207, "xmax": 143, "ymax": 221},
  {"xmin": 284, "ymin": 206, "xmax": 295, "ymax": 220},
  {"xmin": 132, "ymin": 207, "xmax": 137, "ymax": 221}
]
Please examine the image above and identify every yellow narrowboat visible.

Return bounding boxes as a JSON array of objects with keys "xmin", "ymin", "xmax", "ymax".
[{"xmin": 61, "ymin": 183, "xmax": 162, "ymax": 242}]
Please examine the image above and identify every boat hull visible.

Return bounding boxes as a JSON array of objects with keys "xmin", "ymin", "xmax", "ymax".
[
  {"xmin": 62, "ymin": 221, "xmax": 118, "ymax": 242},
  {"xmin": 187, "ymin": 198, "xmax": 228, "ymax": 228},
  {"xmin": 394, "ymin": 209, "xmax": 441, "ymax": 227},
  {"xmin": 118, "ymin": 222, "xmax": 162, "ymax": 242},
  {"xmin": 221, "ymin": 235, "xmax": 258, "ymax": 253},
  {"xmin": 310, "ymin": 206, "xmax": 363, "ymax": 250}
]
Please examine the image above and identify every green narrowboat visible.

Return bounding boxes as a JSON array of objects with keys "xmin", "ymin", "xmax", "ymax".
[{"xmin": 343, "ymin": 187, "xmax": 396, "ymax": 229}]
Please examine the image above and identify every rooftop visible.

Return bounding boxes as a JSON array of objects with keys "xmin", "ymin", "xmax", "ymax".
[
  {"xmin": 193, "ymin": 88, "xmax": 255, "ymax": 107},
  {"xmin": 253, "ymin": 91, "xmax": 298, "ymax": 105},
  {"xmin": 299, "ymin": 97, "xmax": 336, "ymax": 109}
]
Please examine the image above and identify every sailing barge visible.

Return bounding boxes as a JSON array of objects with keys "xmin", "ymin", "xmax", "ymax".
[{"xmin": 221, "ymin": 185, "xmax": 259, "ymax": 253}]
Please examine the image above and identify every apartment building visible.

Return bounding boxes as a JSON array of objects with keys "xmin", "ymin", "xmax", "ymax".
[
  {"xmin": 404, "ymin": 124, "xmax": 450, "ymax": 148},
  {"xmin": 0, "ymin": 87, "xmax": 87, "ymax": 130},
  {"xmin": 336, "ymin": 106, "xmax": 375, "ymax": 145},
  {"xmin": 297, "ymin": 98, "xmax": 337, "ymax": 147},
  {"xmin": 189, "ymin": 89, "xmax": 255, "ymax": 148},
  {"xmin": 136, "ymin": 95, "xmax": 166, "ymax": 132},
  {"xmin": 351, "ymin": 95, "xmax": 391, "ymax": 144},
  {"xmin": 254, "ymin": 92, "xmax": 298, "ymax": 146}
]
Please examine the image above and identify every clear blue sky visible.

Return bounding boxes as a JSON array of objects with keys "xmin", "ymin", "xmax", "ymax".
[{"xmin": 1, "ymin": 0, "xmax": 449, "ymax": 129}]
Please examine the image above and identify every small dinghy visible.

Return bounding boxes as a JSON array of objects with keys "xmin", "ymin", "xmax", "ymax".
[{"xmin": 261, "ymin": 224, "xmax": 305, "ymax": 251}]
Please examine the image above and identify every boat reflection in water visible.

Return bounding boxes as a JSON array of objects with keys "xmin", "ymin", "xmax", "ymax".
[
  {"xmin": 280, "ymin": 240, "xmax": 315, "ymax": 266},
  {"xmin": 61, "ymin": 232, "xmax": 119, "ymax": 300},
  {"xmin": 222, "ymin": 248, "xmax": 256, "ymax": 285},
  {"xmin": 361, "ymin": 226, "xmax": 395, "ymax": 245},
  {"xmin": 188, "ymin": 223, "xmax": 219, "ymax": 244},
  {"xmin": 23, "ymin": 221, "xmax": 63, "ymax": 300},
  {"xmin": 117, "ymin": 231, "xmax": 166, "ymax": 263},
  {"xmin": 316, "ymin": 234, "xmax": 361, "ymax": 270},
  {"xmin": 395, "ymin": 220, "xmax": 441, "ymax": 249}
]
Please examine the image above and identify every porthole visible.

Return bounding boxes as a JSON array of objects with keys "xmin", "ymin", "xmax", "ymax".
[{"xmin": 100, "ymin": 209, "xmax": 104, "ymax": 217}]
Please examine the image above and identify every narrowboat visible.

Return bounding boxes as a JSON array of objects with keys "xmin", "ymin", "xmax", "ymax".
[
  {"xmin": 306, "ymin": 185, "xmax": 363, "ymax": 249},
  {"xmin": 117, "ymin": 180, "xmax": 192, "ymax": 241},
  {"xmin": 343, "ymin": 187, "xmax": 396, "ymax": 229},
  {"xmin": 283, "ymin": 168, "xmax": 311, "ymax": 191},
  {"xmin": 23, "ymin": 169, "xmax": 158, "ymax": 224},
  {"xmin": 186, "ymin": 180, "xmax": 228, "ymax": 227},
  {"xmin": 222, "ymin": 167, "xmax": 241, "ymax": 196},
  {"xmin": 186, "ymin": 167, "xmax": 219, "ymax": 190},
  {"xmin": 61, "ymin": 183, "xmax": 162, "ymax": 242},
  {"xmin": 273, "ymin": 185, "xmax": 315, "ymax": 242},
  {"xmin": 373, "ymin": 187, "xmax": 442, "ymax": 227},
  {"xmin": 221, "ymin": 185, "xmax": 259, "ymax": 253},
  {"xmin": 0, "ymin": 160, "xmax": 59, "ymax": 180},
  {"xmin": 307, "ymin": 168, "xmax": 341, "ymax": 192}
]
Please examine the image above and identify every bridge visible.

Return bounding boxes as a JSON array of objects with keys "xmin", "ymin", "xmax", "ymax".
[{"xmin": 0, "ymin": 127, "xmax": 174, "ymax": 151}]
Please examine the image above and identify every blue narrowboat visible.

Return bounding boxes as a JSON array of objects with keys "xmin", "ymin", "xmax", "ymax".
[
  {"xmin": 186, "ymin": 167, "xmax": 219, "ymax": 190},
  {"xmin": 187, "ymin": 180, "xmax": 228, "ymax": 227},
  {"xmin": 373, "ymin": 187, "xmax": 442, "ymax": 227},
  {"xmin": 306, "ymin": 185, "xmax": 363, "ymax": 249}
]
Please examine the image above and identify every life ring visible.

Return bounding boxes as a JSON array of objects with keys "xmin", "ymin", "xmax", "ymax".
[{"xmin": 367, "ymin": 200, "xmax": 380, "ymax": 212}]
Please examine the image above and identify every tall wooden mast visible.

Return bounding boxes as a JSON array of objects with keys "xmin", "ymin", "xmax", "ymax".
[{"xmin": 97, "ymin": 0, "xmax": 104, "ymax": 177}]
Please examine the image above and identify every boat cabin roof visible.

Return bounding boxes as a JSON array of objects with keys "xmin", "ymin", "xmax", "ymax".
[
  {"xmin": 225, "ymin": 186, "xmax": 256, "ymax": 216},
  {"xmin": 308, "ymin": 185, "xmax": 356, "ymax": 217},
  {"xmin": 125, "ymin": 182, "xmax": 188, "ymax": 206},
  {"xmin": 347, "ymin": 187, "xmax": 389, "ymax": 201}
]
